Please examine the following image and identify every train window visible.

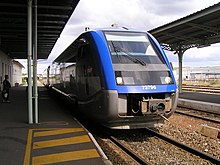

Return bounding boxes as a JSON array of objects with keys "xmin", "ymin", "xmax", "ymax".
[
  {"xmin": 76, "ymin": 40, "xmax": 101, "ymax": 99},
  {"xmin": 105, "ymin": 31, "xmax": 165, "ymax": 64},
  {"xmin": 104, "ymin": 31, "xmax": 174, "ymax": 86}
]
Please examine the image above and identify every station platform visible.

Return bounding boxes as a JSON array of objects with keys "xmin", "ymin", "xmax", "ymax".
[
  {"xmin": 0, "ymin": 86, "xmax": 107, "ymax": 165},
  {"xmin": 179, "ymin": 91, "xmax": 220, "ymax": 104},
  {"xmin": 178, "ymin": 91, "xmax": 220, "ymax": 114}
]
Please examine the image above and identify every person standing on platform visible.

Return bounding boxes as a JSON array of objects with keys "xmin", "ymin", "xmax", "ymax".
[{"xmin": 2, "ymin": 75, "xmax": 11, "ymax": 103}]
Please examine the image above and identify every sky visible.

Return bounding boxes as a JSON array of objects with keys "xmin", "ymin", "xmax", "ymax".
[{"xmin": 18, "ymin": 0, "xmax": 220, "ymax": 74}]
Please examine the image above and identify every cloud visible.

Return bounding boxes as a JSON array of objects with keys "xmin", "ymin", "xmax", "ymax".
[
  {"xmin": 68, "ymin": 0, "xmax": 150, "ymax": 29},
  {"xmin": 146, "ymin": 0, "xmax": 194, "ymax": 15},
  {"xmin": 63, "ymin": 0, "xmax": 220, "ymax": 36},
  {"xmin": 41, "ymin": 0, "xmax": 220, "ymax": 74},
  {"xmin": 66, "ymin": 0, "xmax": 220, "ymax": 31},
  {"xmin": 166, "ymin": 43, "xmax": 220, "ymax": 68},
  {"xmin": 184, "ymin": 43, "xmax": 220, "ymax": 62}
]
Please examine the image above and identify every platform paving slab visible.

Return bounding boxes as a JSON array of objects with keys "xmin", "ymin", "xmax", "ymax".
[{"xmin": 0, "ymin": 86, "xmax": 106, "ymax": 165}]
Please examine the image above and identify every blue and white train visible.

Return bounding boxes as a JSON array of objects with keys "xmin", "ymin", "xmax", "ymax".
[{"xmin": 45, "ymin": 27, "xmax": 178, "ymax": 129}]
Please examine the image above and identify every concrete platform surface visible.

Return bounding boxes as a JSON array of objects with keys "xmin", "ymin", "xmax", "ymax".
[
  {"xmin": 0, "ymin": 86, "xmax": 106, "ymax": 165},
  {"xmin": 178, "ymin": 91, "xmax": 220, "ymax": 114},
  {"xmin": 179, "ymin": 91, "xmax": 220, "ymax": 104}
]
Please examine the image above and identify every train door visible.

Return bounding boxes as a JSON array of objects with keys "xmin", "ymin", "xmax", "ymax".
[
  {"xmin": 76, "ymin": 40, "xmax": 102, "ymax": 101},
  {"xmin": 76, "ymin": 44, "xmax": 87, "ymax": 100}
]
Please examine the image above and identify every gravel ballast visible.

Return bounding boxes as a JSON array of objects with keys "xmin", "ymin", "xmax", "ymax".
[{"xmin": 96, "ymin": 108, "xmax": 220, "ymax": 164}]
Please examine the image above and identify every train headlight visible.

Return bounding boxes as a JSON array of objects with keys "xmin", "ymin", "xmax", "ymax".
[
  {"xmin": 116, "ymin": 77, "xmax": 123, "ymax": 85},
  {"xmin": 165, "ymin": 77, "xmax": 172, "ymax": 84}
]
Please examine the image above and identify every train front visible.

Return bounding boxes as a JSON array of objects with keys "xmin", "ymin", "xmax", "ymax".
[{"xmin": 94, "ymin": 29, "xmax": 178, "ymax": 129}]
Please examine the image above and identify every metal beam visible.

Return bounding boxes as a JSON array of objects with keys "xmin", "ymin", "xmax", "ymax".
[
  {"xmin": 38, "ymin": 13, "xmax": 68, "ymax": 18},
  {"xmin": 178, "ymin": 51, "xmax": 183, "ymax": 94},
  {"xmin": 38, "ymin": 42, "xmax": 55, "ymax": 45},
  {"xmin": 161, "ymin": 32, "xmax": 199, "ymax": 44},
  {"xmin": 37, "ymin": 20, "xmax": 65, "ymax": 24},
  {"xmin": 174, "ymin": 47, "xmax": 187, "ymax": 94},
  {"xmin": 187, "ymin": 22, "xmax": 220, "ymax": 34},
  {"xmin": 38, "ymin": 34, "xmax": 59, "ymax": 37},
  {"xmin": 37, "ymin": 5, "xmax": 72, "ymax": 10},
  {"xmin": 38, "ymin": 30, "xmax": 60, "ymax": 33},
  {"xmin": 27, "ymin": 0, "xmax": 33, "ymax": 124},
  {"xmin": 0, "ymin": 3, "xmax": 25, "ymax": 7},
  {"xmin": 0, "ymin": 3, "xmax": 72, "ymax": 10},
  {"xmin": 0, "ymin": 12, "xmax": 26, "ymax": 16},
  {"xmin": 33, "ymin": 0, "xmax": 38, "ymax": 124},
  {"xmin": 0, "ymin": 12, "xmax": 69, "ymax": 18},
  {"xmin": 0, "ymin": 0, "xmax": 80, "ymax": 60},
  {"xmin": 38, "ymin": 25, "xmax": 63, "ymax": 29},
  {"xmin": 0, "ymin": 24, "xmax": 26, "ymax": 28}
]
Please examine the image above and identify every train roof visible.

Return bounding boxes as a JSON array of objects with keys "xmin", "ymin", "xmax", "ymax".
[
  {"xmin": 88, "ymin": 26, "xmax": 147, "ymax": 33},
  {"xmin": 54, "ymin": 27, "xmax": 148, "ymax": 63}
]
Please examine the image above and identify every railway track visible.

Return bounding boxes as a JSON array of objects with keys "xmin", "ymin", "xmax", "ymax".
[
  {"xmin": 77, "ymin": 110, "xmax": 220, "ymax": 164},
  {"xmin": 76, "ymin": 117, "xmax": 149, "ymax": 164},
  {"xmin": 80, "ymin": 117, "xmax": 220, "ymax": 164},
  {"xmin": 182, "ymin": 85, "xmax": 220, "ymax": 94},
  {"xmin": 175, "ymin": 109, "xmax": 220, "ymax": 124},
  {"xmin": 108, "ymin": 135, "xmax": 149, "ymax": 164},
  {"xmin": 107, "ymin": 128, "xmax": 220, "ymax": 164},
  {"xmin": 145, "ymin": 128, "xmax": 220, "ymax": 164}
]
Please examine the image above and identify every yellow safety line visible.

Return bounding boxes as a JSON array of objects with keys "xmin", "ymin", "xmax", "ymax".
[
  {"xmin": 34, "ymin": 128, "xmax": 84, "ymax": 137},
  {"xmin": 33, "ymin": 135, "xmax": 91, "ymax": 149},
  {"xmin": 23, "ymin": 129, "xmax": 33, "ymax": 165},
  {"xmin": 32, "ymin": 149, "xmax": 100, "ymax": 165}
]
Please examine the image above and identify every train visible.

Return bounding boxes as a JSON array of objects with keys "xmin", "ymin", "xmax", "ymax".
[{"xmin": 44, "ymin": 26, "xmax": 178, "ymax": 129}]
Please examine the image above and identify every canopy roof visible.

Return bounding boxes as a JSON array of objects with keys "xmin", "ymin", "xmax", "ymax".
[
  {"xmin": 149, "ymin": 2, "xmax": 220, "ymax": 52},
  {"xmin": 0, "ymin": 0, "xmax": 79, "ymax": 59}
]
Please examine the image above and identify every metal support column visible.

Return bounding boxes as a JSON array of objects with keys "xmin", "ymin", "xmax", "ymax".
[
  {"xmin": 177, "ymin": 47, "xmax": 185, "ymax": 94},
  {"xmin": 178, "ymin": 52, "xmax": 183, "ymax": 93},
  {"xmin": 33, "ymin": 0, "xmax": 38, "ymax": 123},
  {"xmin": 27, "ymin": 0, "xmax": 33, "ymax": 124}
]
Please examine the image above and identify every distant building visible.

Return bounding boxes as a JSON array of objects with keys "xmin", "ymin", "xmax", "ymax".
[
  {"xmin": 0, "ymin": 50, "xmax": 12, "ymax": 89},
  {"xmin": 12, "ymin": 60, "xmax": 24, "ymax": 86},
  {"xmin": 0, "ymin": 49, "xmax": 25, "ymax": 88},
  {"xmin": 174, "ymin": 66, "xmax": 220, "ymax": 81}
]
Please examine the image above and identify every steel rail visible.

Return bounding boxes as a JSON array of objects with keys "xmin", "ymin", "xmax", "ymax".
[
  {"xmin": 183, "ymin": 85, "xmax": 220, "ymax": 90},
  {"xmin": 175, "ymin": 110, "xmax": 220, "ymax": 124},
  {"xmin": 109, "ymin": 136, "xmax": 149, "ymax": 165},
  {"xmin": 182, "ymin": 85, "xmax": 220, "ymax": 94},
  {"xmin": 145, "ymin": 128, "xmax": 220, "ymax": 164},
  {"xmin": 75, "ymin": 114, "xmax": 149, "ymax": 164}
]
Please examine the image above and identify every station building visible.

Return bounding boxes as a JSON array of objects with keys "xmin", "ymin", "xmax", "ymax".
[
  {"xmin": 174, "ymin": 66, "xmax": 220, "ymax": 81},
  {"xmin": 12, "ymin": 60, "xmax": 24, "ymax": 86},
  {"xmin": 0, "ymin": 50, "xmax": 12, "ymax": 88},
  {"xmin": 0, "ymin": 51, "xmax": 24, "ymax": 88}
]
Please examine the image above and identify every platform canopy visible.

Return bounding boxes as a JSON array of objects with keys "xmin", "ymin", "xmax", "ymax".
[
  {"xmin": 0, "ymin": 0, "xmax": 79, "ymax": 59},
  {"xmin": 149, "ymin": 2, "xmax": 220, "ymax": 52}
]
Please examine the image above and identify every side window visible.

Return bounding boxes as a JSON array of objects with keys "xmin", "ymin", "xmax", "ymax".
[
  {"xmin": 76, "ymin": 46, "xmax": 86, "ymax": 99},
  {"xmin": 76, "ymin": 40, "xmax": 101, "ymax": 99},
  {"xmin": 84, "ymin": 45, "xmax": 101, "ymax": 96}
]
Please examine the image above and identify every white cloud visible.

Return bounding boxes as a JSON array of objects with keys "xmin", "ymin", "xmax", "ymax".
[{"xmin": 37, "ymin": 0, "xmax": 220, "ymax": 74}]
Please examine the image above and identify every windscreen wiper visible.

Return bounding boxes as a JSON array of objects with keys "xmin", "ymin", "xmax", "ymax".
[
  {"xmin": 111, "ymin": 41, "xmax": 122, "ymax": 62},
  {"xmin": 115, "ymin": 46, "xmax": 146, "ymax": 66}
]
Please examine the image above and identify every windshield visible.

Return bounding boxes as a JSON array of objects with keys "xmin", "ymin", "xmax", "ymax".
[
  {"xmin": 105, "ymin": 31, "xmax": 165, "ymax": 64},
  {"xmin": 104, "ymin": 31, "xmax": 174, "ymax": 85}
]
